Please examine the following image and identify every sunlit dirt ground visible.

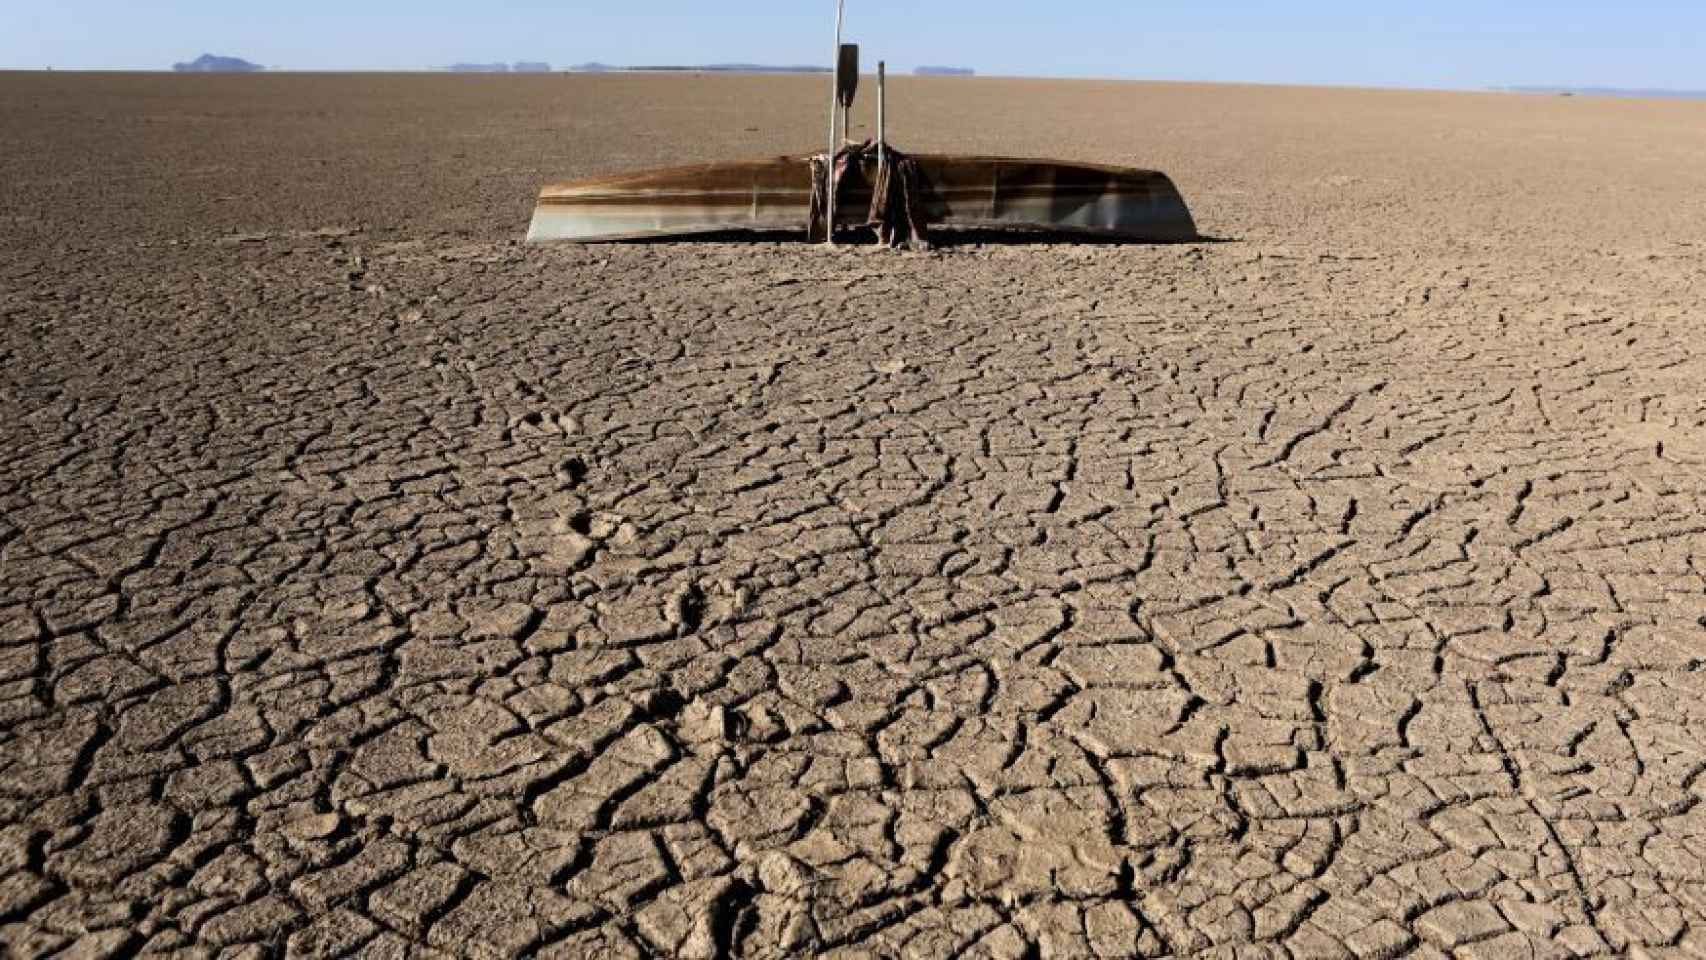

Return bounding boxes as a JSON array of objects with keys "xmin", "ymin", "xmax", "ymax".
[{"xmin": 5, "ymin": 72, "xmax": 1706, "ymax": 956}]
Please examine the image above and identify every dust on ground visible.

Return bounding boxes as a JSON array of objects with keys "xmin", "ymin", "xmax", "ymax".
[{"xmin": 4, "ymin": 72, "xmax": 1706, "ymax": 957}]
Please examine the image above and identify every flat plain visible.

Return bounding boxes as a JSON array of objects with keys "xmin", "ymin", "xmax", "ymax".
[{"xmin": 4, "ymin": 71, "xmax": 1706, "ymax": 957}]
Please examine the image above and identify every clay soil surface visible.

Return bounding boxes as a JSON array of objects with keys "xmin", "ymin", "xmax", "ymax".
[{"xmin": 5, "ymin": 72, "xmax": 1706, "ymax": 957}]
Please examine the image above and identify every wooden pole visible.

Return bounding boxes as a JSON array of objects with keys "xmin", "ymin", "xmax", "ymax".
[
  {"xmin": 826, "ymin": 0, "xmax": 845, "ymax": 245},
  {"xmin": 877, "ymin": 61, "xmax": 886, "ymax": 172}
]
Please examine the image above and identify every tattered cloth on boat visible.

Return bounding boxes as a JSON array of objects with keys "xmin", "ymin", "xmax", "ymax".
[{"xmin": 810, "ymin": 142, "xmax": 931, "ymax": 249}]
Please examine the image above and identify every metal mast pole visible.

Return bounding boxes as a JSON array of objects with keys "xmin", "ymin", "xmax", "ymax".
[
  {"xmin": 877, "ymin": 61, "xmax": 886, "ymax": 175},
  {"xmin": 826, "ymin": 0, "xmax": 845, "ymax": 245}
]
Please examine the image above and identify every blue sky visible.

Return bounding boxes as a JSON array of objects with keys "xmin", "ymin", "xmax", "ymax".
[{"xmin": 4, "ymin": 1, "xmax": 1701, "ymax": 90}]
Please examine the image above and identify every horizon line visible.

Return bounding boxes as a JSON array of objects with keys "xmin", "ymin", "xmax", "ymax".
[{"xmin": 4, "ymin": 66, "xmax": 1706, "ymax": 101}]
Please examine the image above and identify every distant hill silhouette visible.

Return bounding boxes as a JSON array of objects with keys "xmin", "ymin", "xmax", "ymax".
[
  {"xmin": 570, "ymin": 63, "xmax": 828, "ymax": 74},
  {"xmin": 173, "ymin": 54, "xmax": 263, "ymax": 73},
  {"xmin": 915, "ymin": 66, "xmax": 975, "ymax": 77},
  {"xmin": 1501, "ymin": 85, "xmax": 1706, "ymax": 100},
  {"xmin": 447, "ymin": 62, "xmax": 553, "ymax": 73}
]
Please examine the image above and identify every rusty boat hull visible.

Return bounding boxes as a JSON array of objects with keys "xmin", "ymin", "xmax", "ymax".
[{"xmin": 526, "ymin": 153, "xmax": 1198, "ymax": 243}]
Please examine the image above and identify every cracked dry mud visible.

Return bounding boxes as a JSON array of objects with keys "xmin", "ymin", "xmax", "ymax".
[{"xmin": 5, "ymin": 73, "xmax": 1706, "ymax": 958}]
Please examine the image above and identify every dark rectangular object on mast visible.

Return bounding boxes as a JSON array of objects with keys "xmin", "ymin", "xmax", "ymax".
[{"xmin": 837, "ymin": 45, "xmax": 860, "ymax": 108}]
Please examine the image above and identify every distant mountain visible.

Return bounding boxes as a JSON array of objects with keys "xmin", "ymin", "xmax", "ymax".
[
  {"xmin": 445, "ymin": 62, "xmax": 553, "ymax": 73},
  {"xmin": 915, "ymin": 66, "xmax": 975, "ymax": 77},
  {"xmin": 1501, "ymin": 85, "xmax": 1706, "ymax": 100},
  {"xmin": 628, "ymin": 64, "xmax": 829, "ymax": 74},
  {"xmin": 569, "ymin": 63, "xmax": 828, "ymax": 74},
  {"xmin": 172, "ymin": 54, "xmax": 263, "ymax": 73}
]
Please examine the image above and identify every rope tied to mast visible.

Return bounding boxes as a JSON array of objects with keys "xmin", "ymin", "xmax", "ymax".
[{"xmin": 809, "ymin": 142, "xmax": 931, "ymax": 250}]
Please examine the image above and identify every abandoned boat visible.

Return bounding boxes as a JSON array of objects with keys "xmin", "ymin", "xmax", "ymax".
[{"xmin": 526, "ymin": 149, "xmax": 1198, "ymax": 245}]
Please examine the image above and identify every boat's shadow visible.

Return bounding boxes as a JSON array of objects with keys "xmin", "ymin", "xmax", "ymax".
[
  {"xmin": 926, "ymin": 228, "xmax": 1238, "ymax": 248},
  {"xmin": 607, "ymin": 228, "xmax": 1237, "ymax": 247}
]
